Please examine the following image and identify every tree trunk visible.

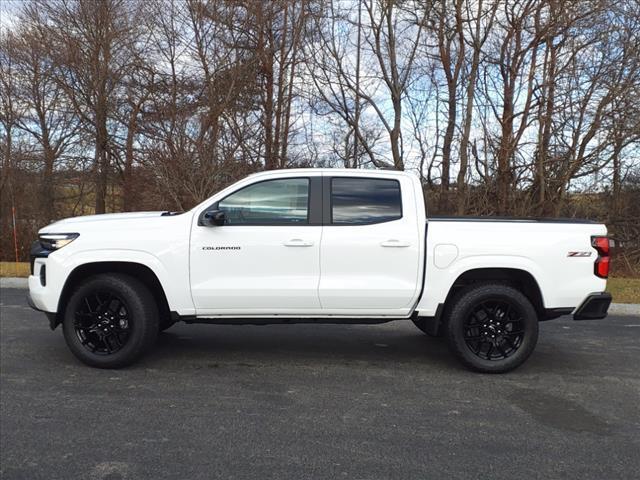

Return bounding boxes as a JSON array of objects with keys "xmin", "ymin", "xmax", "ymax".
[
  {"xmin": 457, "ymin": 0, "xmax": 488, "ymax": 215},
  {"xmin": 257, "ymin": 3, "xmax": 277, "ymax": 171},
  {"xmin": 535, "ymin": 42, "xmax": 556, "ymax": 214},
  {"xmin": 497, "ymin": 81, "xmax": 515, "ymax": 215},
  {"xmin": 441, "ymin": 88, "xmax": 456, "ymax": 191},
  {"xmin": 263, "ymin": 62, "xmax": 276, "ymax": 170},
  {"xmin": 94, "ymin": 116, "xmax": 108, "ymax": 214},
  {"xmin": 123, "ymin": 107, "xmax": 139, "ymax": 212},
  {"xmin": 390, "ymin": 96, "xmax": 404, "ymax": 171},
  {"xmin": 40, "ymin": 144, "xmax": 55, "ymax": 220}
]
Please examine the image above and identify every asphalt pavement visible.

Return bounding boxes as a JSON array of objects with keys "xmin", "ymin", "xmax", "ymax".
[{"xmin": 1, "ymin": 287, "xmax": 639, "ymax": 480}]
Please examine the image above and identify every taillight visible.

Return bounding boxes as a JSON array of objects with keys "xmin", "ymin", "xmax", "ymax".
[{"xmin": 591, "ymin": 236, "xmax": 610, "ymax": 278}]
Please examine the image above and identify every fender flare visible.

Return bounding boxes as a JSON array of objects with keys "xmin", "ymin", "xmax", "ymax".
[
  {"xmin": 416, "ymin": 255, "xmax": 547, "ymax": 315},
  {"xmin": 56, "ymin": 249, "xmax": 190, "ymax": 315}
]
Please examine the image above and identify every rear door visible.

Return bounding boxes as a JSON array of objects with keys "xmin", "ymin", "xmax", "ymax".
[{"xmin": 318, "ymin": 174, "xmax": 422, "ymax": 314}]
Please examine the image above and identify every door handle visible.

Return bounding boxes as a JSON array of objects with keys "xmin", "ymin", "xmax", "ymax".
[
  {"xmin": 380, "ymin": 239, "xmax": 410, "ymax": 247},
  {"xmin": 283, "ymin": 238, "xmax": 314, "ymax": 247}
]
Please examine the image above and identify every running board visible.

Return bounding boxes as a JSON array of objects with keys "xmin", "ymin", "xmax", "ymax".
[{"xmin": 172, "ymin": 314, "xmax": 407, "ymax": 326}]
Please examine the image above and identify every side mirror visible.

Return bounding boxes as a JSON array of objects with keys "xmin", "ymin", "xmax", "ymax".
[{"xmin": 203, "ymin": 209, "xmax": 226, "ymax": 226}]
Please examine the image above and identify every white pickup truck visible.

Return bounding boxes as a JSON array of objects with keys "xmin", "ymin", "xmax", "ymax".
[{"xmin": 28, "ymin": 169, "xmax": 612, "ymax": 372}]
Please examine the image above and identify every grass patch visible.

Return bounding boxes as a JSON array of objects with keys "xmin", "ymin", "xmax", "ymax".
[
  {"xmin": 606, "ymin": 277, "xmax": 640, "ymax": 304},
  {"xmin": 0, "ymin": 262, "xmax": 30, "ymax": 278}
]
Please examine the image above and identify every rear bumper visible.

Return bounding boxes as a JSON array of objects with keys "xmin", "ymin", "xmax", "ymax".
[{"xmin": 573, "ymin": 292, "xmax": 612, "ymax": 320}]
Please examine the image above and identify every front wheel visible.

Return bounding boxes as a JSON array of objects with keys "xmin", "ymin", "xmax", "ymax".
[
  {"xmin": 62, "ymin": 274, "xmax": 159, "ymax": 368},
  {"xmin": 444, "ymin": 283, "xmax": 539, "ymax": 373}
]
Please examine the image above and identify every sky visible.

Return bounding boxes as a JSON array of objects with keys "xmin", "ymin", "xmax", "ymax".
[{"xmin": 0, "ymin": 0, "xmax": 21, "ymax": 32}]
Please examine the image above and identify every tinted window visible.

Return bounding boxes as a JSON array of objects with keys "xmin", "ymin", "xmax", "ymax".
[
  {"xmin": 331, "ymin": 178, "xmax": 402, "ymax": 225},
  {"xmin": 218, "ymin": 178, "xmax": 309, "ymax": 225}
]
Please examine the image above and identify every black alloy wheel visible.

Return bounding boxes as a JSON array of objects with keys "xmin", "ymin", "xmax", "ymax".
[
  {"xmin": 444, "ymin": 283, "xmax": 539, "ymax": 373},
  {"xmin": 62, "ymin": 274, "xmax": 159, "ymax": 368},
  {"xmin": 74, "ymin": 291, "xmax": 132, "ymax": 355},
  {"xmin": 462, "ymin": 300, "xmax": 525, "ymax": 361}
]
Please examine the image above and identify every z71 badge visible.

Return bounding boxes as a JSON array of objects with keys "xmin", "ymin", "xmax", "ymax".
[{"xmin": 567, "ymin": 251, "xmax": 592, "ymax": 257}]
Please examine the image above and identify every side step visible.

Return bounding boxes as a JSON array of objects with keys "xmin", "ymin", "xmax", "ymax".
[{"xmin": 171, "ymin": 313, "xmax": 407, "ymax": 326}]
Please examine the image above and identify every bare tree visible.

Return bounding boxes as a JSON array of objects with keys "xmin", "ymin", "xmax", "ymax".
[
  {"xmin": 429, "ymin": 0, "xmax": 465, "ymax": 198},
  {"xmin": 10, "ymin": 13, "xmax": 78, "ymax": 219},
  {"xmin": 309, "ymin": 0, "xmax": 430, "ymax": 170},
  {"xmin": 481, "ymin": 0, "xmax": 547, "ymax": 214},
  {"xmin": 0, "ymin": 31, "xmax": 21, "ymax": 202},
  {"xmin": 249, "ymin": 0, "xmax": 314, "ymax": 170},
  {"xmin": 361, "ymin": 0, "xmax": 430, "ymax": 170},
  {"xmin": 456, "ymin": 0, "xmax": 497, "ymax": 214},
  {"xmin": 29, "ymin": 0, "xmax": 143, "ymax": 213}
]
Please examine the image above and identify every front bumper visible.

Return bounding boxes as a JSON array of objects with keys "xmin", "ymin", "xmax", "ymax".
[
  {"xmin": 573, "ymin": 292, "xmax": 612, "ymax": 320},
  {"xmin": 27, "ymin": 290, "xmax": 59, "ymax": 330},
  {"xmin": 28, "ymin": 249, "xmax": 62, "ymax": 330}
]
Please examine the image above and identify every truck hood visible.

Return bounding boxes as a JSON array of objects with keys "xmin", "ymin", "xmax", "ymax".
[{"xmin": 40, "ymin": 211, "xmax": 171, "ymax": 232}]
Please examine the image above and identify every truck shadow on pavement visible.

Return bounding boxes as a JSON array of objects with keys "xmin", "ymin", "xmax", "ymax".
[
  {"xmin": 146, "ymin": 322, "xmax": 463, "ymax": 371},
  {"xmin": 137, "ymin": 322, "xmax": 585, "ymax": 375}
]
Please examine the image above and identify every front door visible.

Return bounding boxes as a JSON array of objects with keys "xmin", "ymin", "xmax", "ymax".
[{"xmin": 190, "ymin": 176, "xmax": 322, "ymax": 315}]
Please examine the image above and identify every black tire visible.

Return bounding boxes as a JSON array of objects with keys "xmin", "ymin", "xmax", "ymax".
[
  {"xmin": 444, "ymin": 283, "xmax": 539, "ymax": 373},
  {"xmin": 411, "ymin": 318, "xmax": 443, "ymax": 337},
  {"xmin": 62, "ymin": 274, "xmax": 159, "ymax": 368}
]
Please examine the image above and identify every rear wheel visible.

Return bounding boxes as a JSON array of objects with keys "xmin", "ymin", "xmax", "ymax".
[
  {"xmin": 444, "ymin": 283, "xmax": 539, "ymax": 373},
  {"xmin": 62, "ymin": 274, "xmax": 159, "ymax": 368}
]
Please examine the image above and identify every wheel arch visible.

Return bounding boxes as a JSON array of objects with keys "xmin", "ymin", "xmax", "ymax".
[
  {"xmin": 445, "ymin": 268, "xmax": 545, "ymax": 315},
  {"xmin": 54, "ymin": 261, "xmax": 171, "ymax": 330},
  {"xmin": 421, "ymin": 267, "xmax": 546, "ymax": 337}
]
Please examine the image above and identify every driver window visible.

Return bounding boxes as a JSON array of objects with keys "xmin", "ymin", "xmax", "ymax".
[{"xmin": 217, "ymin": 178, "xmax": 309, "ymax": 225}]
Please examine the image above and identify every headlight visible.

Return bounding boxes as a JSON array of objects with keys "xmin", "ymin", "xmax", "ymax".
[{"xmin": 39, "ymin": 233, "xmax": 79, "ymax": 250}]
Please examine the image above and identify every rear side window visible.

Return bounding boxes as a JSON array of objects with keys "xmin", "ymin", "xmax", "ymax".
[{"xmin": 331, "ymin": 178, "xmax": 402, "ymax": 225}]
